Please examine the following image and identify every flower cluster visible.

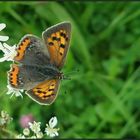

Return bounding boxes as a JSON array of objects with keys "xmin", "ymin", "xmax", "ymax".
[
  {"xmin": 0, "ymin": 23, "xmax": 17, "ymax": 62},
  {"xmin": 7, "ymin": 85, "xmax": 24, "ymax": 98},
  {"xmin": 0, "ymin": 23, "xmax": 24, "ymax": 98},
  {"xmin": 0, "ymin": 23, "xmax": 60, "ymax": 139},
  {"xmin": 20, "ymin": 114, "xmax": 34, "ymax": 128},
  {"xmin": 16, "ymin": 116, "xmax": 59, "ymax": 139},
  {"xmin": 0, "ymin": 110, "xmax": 13, "ymax": 127}
]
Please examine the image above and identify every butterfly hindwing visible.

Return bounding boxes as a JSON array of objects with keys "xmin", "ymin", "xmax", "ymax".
[
  {"xmin": 14, "ymin": 34, "xmax": 50, "ymax": 65},
  {"xmin": 26, "ymin": 79, "xmax": 60, "ymax": 105},
  {"xmin": 8, "ymin": 64, "xmax": 20, "ymax": 88},
  {"xmin": 8, "ymin": 64, "xmax": 48, "ymax": 90},
  {"xmin": 42, "ymin": 22, "xmax": 71, "ymax": 69}
]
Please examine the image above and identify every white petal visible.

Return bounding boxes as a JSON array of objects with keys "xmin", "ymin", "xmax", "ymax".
[
  {"xmin": 0, "ymin": 42, "xmax": 17, "ymax": 62},
  {"xmin": 23, "ymin": 128, "xmax": 30, "ymax": 136},
  {"xmin": 49, "ymin": 117, "xmax": 57, "ymax": 128},
  {"xmin": 36, "ymin": 132, "xmax": 43, "ymax": 138},
  {"xmin": 15, "ymin": 91, "xmax": 23, "ymax": 97},
  {"xmin": 29, "ymin": 121, "xmax": 41, "ymax": 134},
  {"xmin": 30, "ymin": 135, "xmax": 36, "ymax": 139},
  {"xmin": 3, "ymin": 43, "xmax": 16, "ymax": 50},
  {"xmin": 28, "ymin": 122, "xmax": 32, "ymax": 127},
  {"xmin": 50, "ymin": 133, "xmax": 56, "ymax": 137},
  {"xmin": 0, "ymin": 23, "xmax": 6, "ymax": 31},
  {"xmin": 0, "ymin": 42, "xmax": 6, "ymax": 52},
  {"xmin": 6, "ymin": 85, "xmax": 23, "ymax": 98},
  {"xmin": 0, "ymin": 42, "xmax": 10, "ymax": 55},
  {"xmin": 54, "ymin": 131, "xmax": 59, "ymax": 136},
  {"xmin": 1, "ymin": 110, "xmax": 6, "ymax": 118},
  {"xmin": 6, "ymin": 91, "xmax": 11, "ymax": 95},
  {"xmin": 0, "ymin": 55, "xmax": 9, "ymax": 62},
  {"xmin": 0, "ymin": 118, "xmax": 6, "ymax": 125},
  {"xmin": 44, "ymin": 127, "xmax": 49, "ymax": 135},
  {"xmin": 16, "ymin": 134, "xmax": 25, "ymax": 139},
  {"xmin": 0, "ymin": 36, "xmax": 9, "ymax": 41}
]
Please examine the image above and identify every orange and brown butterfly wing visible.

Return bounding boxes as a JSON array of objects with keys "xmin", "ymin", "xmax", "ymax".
[
  {"xmin": 26, "ymin": 79, "xmax": 60, "ymax": 105},
  {"xmin": 14, "ymin": 36, "xmax": 31, "ymax": 62},
  {"xmin": 42, "ymin": 22, "xmax": 71, "ymax": 69},
  {"xmin": 8, "ymin": 64, "xmax": 50, "ymax": 90},
  {"xmin": 14, "ymin": 35, "xmax": 50, "ymax": 65},
  {"xmin": 8, "ymin": 64, "xmax": 20, "ymax": 88}
]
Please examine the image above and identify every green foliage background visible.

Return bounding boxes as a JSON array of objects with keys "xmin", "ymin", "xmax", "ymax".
[{"xmin": 0, "ymin": 1, "xmax": 140, "ymax": 138}]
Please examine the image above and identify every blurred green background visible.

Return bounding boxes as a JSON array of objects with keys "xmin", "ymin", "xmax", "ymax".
[{"xmin": 0, "ymin": 1, "xmax": 140, "ymax": 138}]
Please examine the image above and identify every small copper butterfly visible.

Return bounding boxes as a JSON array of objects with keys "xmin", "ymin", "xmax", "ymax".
[{"xmin": 8, "ymin": 22, "xmax": 71, "ymax": 105}]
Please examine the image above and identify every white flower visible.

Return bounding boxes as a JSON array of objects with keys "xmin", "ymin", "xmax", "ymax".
[
  {"xmin": 6, "ymin": 85, "xmax": 23, "ymax": 98},
  {"xmin": 1, "ymin": 110, "xmax": 8, "ymax": 118},
  {"xmin": 23, "ymin": 128, "xmax": 30, "ymax": 136},
  {"xmin": 16, "ymin": 134, "xmax": 25, "ymax": 139},
  {"xmin": 45, "ymin": 116, "xmax": 59, "ymax": 137},
  {"xmin": 0, "ymin": 23, "xmax": 17, "ymax": 62},
  {"xmin": 0, "ymin": 110, "xmax": 13, "ymax": 126},
  {"xmin": 30, "ymin": 135, "xmax": 36, "ymax": 139},
  {"xmin": 29, "ymin": 121, "xmax": 41, "ymax": 134},
  {"xmin": 0, "ymin": 42, "xmax": 17, "ymax": 62},
  {"xmin": 36, "ymin": 131, "xmax": 43, "ymax": 138},
  {"xmin": 49, "ymin": 116, "xmax": 58, "ymax": 128},
  {"xmin": 0, "ymin": 118, "xmax": 6, "ymax": 125},
  {"xmin": 0, "ymin": 23, "xmax": 9, "ymax": 41}
]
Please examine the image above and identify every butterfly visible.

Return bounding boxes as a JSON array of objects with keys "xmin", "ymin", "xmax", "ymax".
[{"xmin": 8, "ymin": 22, "xmax": 71, "ymax": 105}]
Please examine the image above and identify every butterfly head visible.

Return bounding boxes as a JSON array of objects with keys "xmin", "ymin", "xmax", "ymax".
[
  {"xmin": 55, "ymin": 72, "xmax": 62, "ymax": 80},
  {"xmin": 57, "ymin": 68, "xmax": 80, "ymax": 80},
  {"xmin": 55, "ymin": 72, "xmax": 71, "ymax": 80}
]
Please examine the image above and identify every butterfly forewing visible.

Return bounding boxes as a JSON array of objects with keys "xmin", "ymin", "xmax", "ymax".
[
  {"xmin": 14, "ymin": 35, "xmax": 50, "ymax": 65},
  {"xmin": 26, "ymin": 79, "xmax": 60, "ymax": 105},
  {"xmin": 42, "ymin": 22, "xmax": 71, "ymax": 69}
]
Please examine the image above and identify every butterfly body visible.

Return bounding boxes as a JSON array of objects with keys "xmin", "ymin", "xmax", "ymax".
[
  {"xmin": 22, "ymin": 64, "xmax": 61, "ymax": 81},
  {"xmin": 8, "ymin": 22, "xmax": 71, "ymax": 105}
]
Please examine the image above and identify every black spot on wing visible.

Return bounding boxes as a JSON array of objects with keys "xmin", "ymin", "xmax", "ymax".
[
  {"xmin": 60, "ymin": 44, "xmax": 65, "ymax": 48},
  {"xmin": 48, "ymin": 42, "xmax": 54, "ymax": 46}
]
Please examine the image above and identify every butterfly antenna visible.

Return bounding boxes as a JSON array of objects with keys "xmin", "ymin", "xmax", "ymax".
[
  {"xmin": 63, "ymin": 75, "xmax": 71, "ymax": 80},
  {"xmin": 62, "ymin": 68, "xmax": 79, "ymax": 80},
  {"xmin": 64, "ymin": 68, "xmax": 80, "ymax": 75}
]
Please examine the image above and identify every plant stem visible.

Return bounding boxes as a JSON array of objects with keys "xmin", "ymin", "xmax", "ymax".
[{"xmin": 1, "ymin": 128, "xmax": 17, "ymax": 138}]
